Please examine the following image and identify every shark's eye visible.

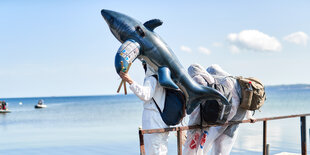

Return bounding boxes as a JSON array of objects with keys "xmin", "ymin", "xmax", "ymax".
[{"xmin": 135, "ymin": 26, "xmax": 145, "ymax": 37}]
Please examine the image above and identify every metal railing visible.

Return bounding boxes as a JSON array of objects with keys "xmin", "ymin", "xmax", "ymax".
[{"xmin": 138, "ymin": 113, "xmax": 310, "ymax": 155}]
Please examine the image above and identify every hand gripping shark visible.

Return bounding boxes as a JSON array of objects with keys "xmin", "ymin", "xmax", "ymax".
[{"xmin": 101, "ymin": 9, "xmax": 230, "ymax": 115}]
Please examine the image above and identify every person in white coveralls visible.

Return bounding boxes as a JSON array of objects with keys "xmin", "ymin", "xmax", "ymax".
[
  {"xmin": 120, "ymin": 61, "xmax": 169, "ymax": 155},
  {"xmin": 183, "ymin": 64, "xmax": 255, "ymax": 155}
]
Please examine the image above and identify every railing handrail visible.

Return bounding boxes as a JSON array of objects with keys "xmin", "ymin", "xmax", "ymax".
[
  {"xmin": 139, "ymin": 113, "xmax": 309, "ymax": 155},
  {"xmin": 141, "ymin": 113, "xmax": 310, "ymax": 134}
]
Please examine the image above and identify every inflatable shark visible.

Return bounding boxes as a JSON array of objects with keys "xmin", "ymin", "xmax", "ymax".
[{"xmin": 101, "ymin": 9, "xmax": 230, "ymax": 114}]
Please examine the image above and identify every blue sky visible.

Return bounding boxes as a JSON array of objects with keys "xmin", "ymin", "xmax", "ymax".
[{"xmin": 0, "ymin": 0, "xmax": 309, "ymax": 98}]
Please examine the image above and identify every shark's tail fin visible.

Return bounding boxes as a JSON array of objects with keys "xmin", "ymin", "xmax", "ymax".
[{"xmin": 186, "ymin": 85, "xmax": 231, "ymax": 115}]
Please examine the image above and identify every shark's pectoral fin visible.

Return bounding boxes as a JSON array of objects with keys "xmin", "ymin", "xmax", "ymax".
[
  {"xmin": 157, "ymin": 66, "xmax": 179, "ymax": 89},
  {"xmin": 143, "ymin": 19, "xmax": 163, "ymax": 31}
]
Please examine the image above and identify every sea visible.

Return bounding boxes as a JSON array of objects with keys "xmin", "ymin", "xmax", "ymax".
[{"xmin": 1, "ymin": 85, "xmax": 310, "ymax": 155}]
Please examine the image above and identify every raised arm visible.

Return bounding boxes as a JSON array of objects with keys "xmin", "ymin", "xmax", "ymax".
[{"xmin": 120, "ymin": 72, "xmax": 157, "ymax": 101}]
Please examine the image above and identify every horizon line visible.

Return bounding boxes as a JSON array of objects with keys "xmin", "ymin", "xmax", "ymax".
[{"xmin": 1, "ymin": 83, "xmax": 310, "ymax": 99}]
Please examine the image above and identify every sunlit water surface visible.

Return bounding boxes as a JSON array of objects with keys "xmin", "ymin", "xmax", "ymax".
[{"xmin": 1, "ymin": 88, "xmax": 310, "ymax": 154}]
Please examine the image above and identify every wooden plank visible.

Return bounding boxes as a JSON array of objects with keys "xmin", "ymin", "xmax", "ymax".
[
  {"xmin": 177, "ymin": 130, "xmax": 182, "ymax": 155},
  {"xmin": 263, "ymin": 121, "xmax": 267, "ymax": 155},
  {"xmin": 117, "ymin": 61, "xmax": 124, "ymax": 93},
  {"xmin": 301, "ymin": 116, "xmax": 307, "ymax": 155},
  {"xmin": 139, "ymin": 127, "xmax": 145, "ymax": 155},
  {"xmin": 141, "ymin": 113, "xmax": 310, "ymax": 134}
]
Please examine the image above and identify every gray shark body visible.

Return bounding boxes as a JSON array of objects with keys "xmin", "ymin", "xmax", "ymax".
[{"xmin": 101, "ymin": 9, "xmax": 229, "ymax": 114}]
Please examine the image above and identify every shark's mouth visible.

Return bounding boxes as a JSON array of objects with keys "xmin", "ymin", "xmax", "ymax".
[{"xmin": 114, "ymin": 40, "xmax": 140, "ymax": 74}]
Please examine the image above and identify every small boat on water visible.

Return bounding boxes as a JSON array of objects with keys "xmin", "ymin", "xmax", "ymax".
[
  {"xmin": 0, "ymin": 101, "xmax": 10, "ymax": 113},
  {"xmin": 35, "ymin": 99, "xmax": 47, "ymax": 109},
  {"xmin": 35, "ymin": 104, "xmax": 47, "ymax": 108}
]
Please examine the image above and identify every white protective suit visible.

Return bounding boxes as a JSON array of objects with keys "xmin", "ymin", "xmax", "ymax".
[
  {"xmin": 129, "ymin": 64, "xmax": 169, "ymax": 155},
  {"xmin": 183, "ymin": 64, "xmax": 253, "ymax": 155}
]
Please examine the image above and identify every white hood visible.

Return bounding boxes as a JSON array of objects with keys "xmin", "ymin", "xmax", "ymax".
[
  {"xmin": 145, "ymin": 63, "xmax": 156, "ymax": 77},
  {"xmin": 206, "ymin": 64, "xmax": 230, "ymax": 77},
  {"xmin": 188, "ymin": 64, "xmax": 215, "ymax": 85}
]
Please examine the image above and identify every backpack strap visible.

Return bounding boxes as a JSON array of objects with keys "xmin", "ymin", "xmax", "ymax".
[
  {"xmin": 228, "ymin": 76, "xmax": 242, "ymax": 79},
  {"xmin": 200, "ymin": 103, "xmax": 203, "ymax": 126},
  {"xmin": 200, "ymin": 76, "xmax": 213, "ymax": 87},
  {"xmin": 152, "ymin": 98, "xmax": 163, "ymax": 114},
  {"xmin": 152, "ymin": 75, "xmax": 158, "ymax": 80},
  {"xmin": 151, "ymin": 75, "xmax": 162, "ymax": 114}
]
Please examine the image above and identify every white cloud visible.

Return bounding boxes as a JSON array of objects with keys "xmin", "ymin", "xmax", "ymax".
[
  {"xmin": 180, "ymin": 45, "xmax": 192, "ymax": 53},
  {"xmin": 212, "ymin": 42, "xmax": 223, "ymax": 47},
  {"xmin": 227, "ymin": 33, "xmax": 238, "ymax": 42},
  {"xmin": 229, "ymin": 45, "xmax": 240, "ymax": 54},
  {"xmin": 198, "ymin": 46, "xmax": 211, "ymax": 55},
  {"xmin": 283, "ymin": 31, "xmax": 309, "ymax": 46},
  {"xmin": 227, "ymin": 30, "xmax": 282, "ymax": 52}
]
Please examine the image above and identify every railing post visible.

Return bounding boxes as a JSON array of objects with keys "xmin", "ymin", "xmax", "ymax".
[
  {"xmin": 263, "ymin": 121, "xmax": 267, "ymax": 155},
  {"xmin": 300, "ymin": 116, "xmax": 307, "ymax": 155},
  {"xmin": 139, "ymin": 127, "xmax": 145, "ymax": 155},
  {"xmin": 177, "ymin": 128, "xmax": 183, "ymax": 155},
  {"xmin": 266, "ymin": 144, "xmax": 270, "ymax": 155}
]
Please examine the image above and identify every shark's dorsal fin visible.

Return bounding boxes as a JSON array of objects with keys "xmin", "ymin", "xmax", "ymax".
[{"xmin": 143, "ymin": 19, "xmax": 163, "ymax": 31}]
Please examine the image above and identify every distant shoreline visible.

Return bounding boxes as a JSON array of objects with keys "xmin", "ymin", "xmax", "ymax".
[
  {"xmin": 0, "ymin": 94, "xmax": 136, "ymax": 100},
  {"xmin": 1, "ymin": 84, "xmax": 310, "ymax": 99},
  {"xmin": 266, "ymin": 84, "xmax": 310, "ymax": 91}
]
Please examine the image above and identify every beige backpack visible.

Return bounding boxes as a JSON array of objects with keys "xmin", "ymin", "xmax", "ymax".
[{"xmin": 235, "ymin": 76, "xmax": 266, "ymax": 110}]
